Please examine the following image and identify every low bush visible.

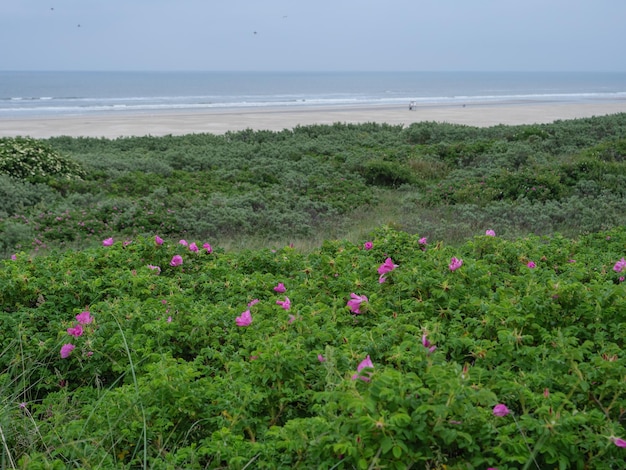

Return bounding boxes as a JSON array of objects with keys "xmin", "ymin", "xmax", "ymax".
[
  {"xmin": 0, "ymin": 137, "xmax": 85, "ymax": 182},
  {"xmin": 1, "ymin": 227, "xmax": 625, "ymax": 468}
]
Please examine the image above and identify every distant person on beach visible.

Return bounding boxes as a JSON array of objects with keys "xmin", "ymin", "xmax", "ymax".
[{"xmin": 409, "ymin": 101, "xmax": 416, "ymax": 111}]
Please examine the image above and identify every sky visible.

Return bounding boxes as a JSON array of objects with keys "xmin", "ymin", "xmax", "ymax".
[{"xmin": 1, "ymin": 0, "xmax": 625, "ymax": 72}]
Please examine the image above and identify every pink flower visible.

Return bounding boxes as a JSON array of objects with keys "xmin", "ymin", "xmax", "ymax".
[
  {"xmin": 485, "ymin": 229, "xmax": 496, "ymax": 236},
  {"xmin": 19, "ymin": 402, "xmax": 27, "ymax": 409},
  {"xmin": 378, "ymin": 257, "xmax": 398, "ymax": 283},
  {"xmin": 527, "ymin": 261, "xmax": 536, "ymax": 269},
  {"xmin": 170, "ymin": 255, "xmax": 183, "ymax": 267},
  {"xmin": 418, "ymin": 237, "xmax": 428, "ymax": 245},
  {"xmin": 179, "ymin": 239, "xmax": 188, "ymax": 247},
  {"xmin": 155, "ymin": 235, "xmax": 164, "ymax": 245},
  {"xmin": 449, "ymin": 257, "xmax": 463, "ymax": 271},
  {"xmin": 347, "ymin": 293, "xmax": 369, "ymax": 314},
  {"xmin": 236, "ymin": 309, "xmax": 252, "ymax": 327},
  {"xmin": 422, "ymin": 334, "xmax": 437, "ymax": 353},
  {"xmin": 363, "ymin": 241, "xmax": 373, "ymax": 250},
  {"xmin": 317, "ymin": 354, "xmax": 326, "ymax": 362},
  {"xmin": 288, "ymin": 314, "xmax": 296, "ymax": 324},
  {"xmin": 352, "ymin": 355, "xmax": 374, "ymax": 382},
  {"xmin": 189, "ymin": 242, "xmax": 199, "ymax": 252},
  {"xmin": 203, "ymin": 242, "xmax": 212, "ymax": 253},
  {"xmin": 276, "ymin": 297, "xmax": 291, "ymax": 310},
  {"xmin": 612, "ymin": 437, "xmax": 626, "ymax": 448},
  {"xmin": 76, "ymin": 311, "xmax": 93, "ymax": 324},
  {"xmin": 10, "ymin": 254, "xmax": 17, "ymax": 260},
  {"xmin": 102, "ymin": 237, "xmax": 114, "ymax": 246},
  {"xmin": 147, "ymin": 264, "xmax": 161, "ymax": 274},
  {"xmin": 67, "ymin": 323, "xmax": 83, "ymax": 337},
  {"xmin": 247, "ymin": 298, "xmax": 260, "ymax": 307},
  {"xmin": 493, "ymin": 404, "xmax": 511, "ymax": 417},
  {"xmin": 60, "ymin": 343, "xmax": 76, "ymax": 359},
  {"xmin": 273, "ymin": 282, "xmax": 286, "ymax": 293},
  {"xmin": 167, "ymin": 316, "xmax": 172, "ymax": 323},
  {"xmin": 613, "ymin": 257, "xmax": 626, "ymax": 273}
]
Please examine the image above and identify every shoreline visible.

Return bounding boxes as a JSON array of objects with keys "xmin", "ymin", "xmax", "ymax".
[{"xmin": 1, "ymin": 100, "xmax": 626, "ymax": 139}]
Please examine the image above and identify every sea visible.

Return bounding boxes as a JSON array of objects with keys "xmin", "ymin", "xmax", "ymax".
[{"xmin": 1, "ymin": 71, "xmax": 626, "ymax": 118}]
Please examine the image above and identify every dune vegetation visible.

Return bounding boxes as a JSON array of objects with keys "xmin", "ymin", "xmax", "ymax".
[{"xmin": 1, "ymin": 115, "xmax": 626, "ymax": 468}]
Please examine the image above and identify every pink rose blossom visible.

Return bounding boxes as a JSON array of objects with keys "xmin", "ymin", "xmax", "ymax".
[
  {"xmin": 378, "ymin": 257, "xmax": 399, "ymax": 283},
  {"xmin": 155, "ymin": 235, "xmax": 164, "ymax": 245},
  {"xmin": 527, "ymin": 261, "xmax": 536, "ymax": 269},
  {"xmin": 485, "ymin": 229, "xmax": 496, "ymax": 236},
  {"xmin": 76, "ymin": 311, "xmax": 93, "ymax": 324},
  {"xmin": 147, "ymin": 264, "xmax": 161, "ymax": 274},
  {"xmin": 236, "ymin": 309, "xmax": 252, "ymax": 327},
  {"xmin": 612, "ymin": 437, "xmax": 626, "ymax": 448},
  {"xmin": 102, "ymin": 237, "xmax": 114, "ymax": 246},
  {"xmin": 418, "ymin": 237, "xmax": 428, "ymax": 245},
  {"xmin": 422, "ymin": 334, "xmax": 437, "ymax": 353},
  {"xmin": 203, "ymin": 243, "xmax": 212, "ymax": 253},
  {"xmin": 273, "ymin": 282, "xmax": 286, "ymax": 293},
  {"xmin": 170, "ymin": 255, "xmax": 183, "ymax": 267},
  {"xmin": 352, "ymin": 355, "xmax": 374, "ymax": 382},
  {"xmin": 10, "ymin": 254, "xmax": 17, "ymax": 260},
  {"xmin": 60, "ymin": 343, "xmax": 76, "ymax": 359},
  {"xmin": 613, "ymin": 257, "xmax": 626, "ymax": 273},
  {"xmin": 449, "ymin": 257, "xmax": 463, "ymax": 271},
  {"xmin": 189, "ymin": 242, "xmax": 199, "ymax": 252},
  {"xmin": 347, "ymin": 293, "xmax": 369, "ymax": 314},
  {"xmin": 493, "ymin": 404, "xmax": 511, "ymax": 417},
  {"xmin": 179, "ymin": 239, "xmax": 188, "ymax": 247},
  {"xmin": 276, "ymin": 297, "xmax": 291, "ymax": 310},
  {"xmin": 67, "ymin": 323, "xmax": 83, "ymax": 337},
  {"xmin": 363, "ymin": 241, "xmax": 373, "ymax": 250}
]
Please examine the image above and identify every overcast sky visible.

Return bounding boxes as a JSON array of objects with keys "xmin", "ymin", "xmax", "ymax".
[{"xmin": 2, "ymin": 0, "xmax": 625, "ymax": 72}]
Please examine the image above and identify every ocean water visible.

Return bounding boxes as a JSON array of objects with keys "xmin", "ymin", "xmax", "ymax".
[{"xmin": 1, "ymin": 71, "xmax": 626, "ymax": 118}]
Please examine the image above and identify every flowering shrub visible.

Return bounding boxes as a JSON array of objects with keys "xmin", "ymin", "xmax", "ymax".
[
  {"xmin": 1, "ymin": 225, "xmax": 626, "ymax": 468},
  {"xmin": 0, "ymin": 137, "xmax": 85, "ymax": 182}
]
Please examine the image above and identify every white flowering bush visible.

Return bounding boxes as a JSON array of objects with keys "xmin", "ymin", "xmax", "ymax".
[{"xmin": 0, "ymin": 137, "xmax": 85, "ymax": 182}]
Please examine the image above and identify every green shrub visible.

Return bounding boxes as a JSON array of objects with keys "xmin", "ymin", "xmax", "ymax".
[
  {"xmin": 2, "ymin": 227, "xmax": 626, "ymax": 467},
  {"xmin": 361, "ymin": 160, "xmax": 415, "ymax": 187},
  {"xmin": 0, "ymin": 137, "xmax": 85, "ymax": 182},
  {"xmin": 0, "ymin": 174, "xmax": 59, "ymax": 217}
]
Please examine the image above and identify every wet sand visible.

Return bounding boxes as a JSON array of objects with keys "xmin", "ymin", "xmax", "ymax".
[{"xmin": 1, "ymin": 101, "xmax": 625, "ymax": 139}]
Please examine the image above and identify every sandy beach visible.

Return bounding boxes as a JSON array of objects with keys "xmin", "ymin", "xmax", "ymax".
[{"xmin": 1, "ymin": 101, "xmax": 626, "ymax": 139}]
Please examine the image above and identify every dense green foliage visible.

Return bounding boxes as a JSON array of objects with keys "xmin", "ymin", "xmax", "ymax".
[
  {"xmin": 2, "ymin": 114, "xmax": 626, "ymax": 256},
  {"xmin": 2, "ymin": 227, "xmax": 625, "ymax": 468},
  {"xmin": 2, "ymin": 115, "xmax": 626, "ymax": 468},
  {"xmin": 0, "ymin": 137, "xmax": 85, "ymax": 182}
]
